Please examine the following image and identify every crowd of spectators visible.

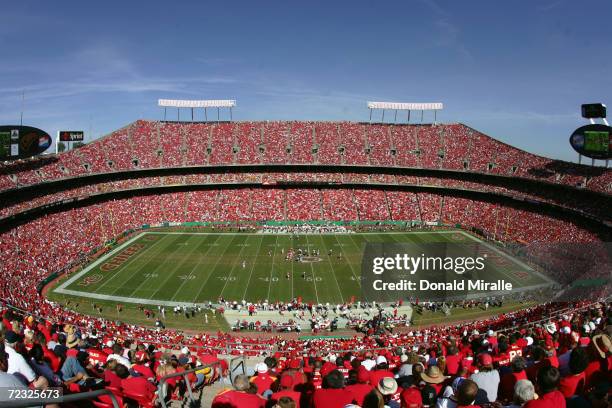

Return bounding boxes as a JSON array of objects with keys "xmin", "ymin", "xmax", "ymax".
[
  {"xmin": 1, "ymin": 299, "xmax": 608, "ymax": 407},
  {"xmin": 1, "ymin": 121, "xmax": 610, "ymax": 196}
]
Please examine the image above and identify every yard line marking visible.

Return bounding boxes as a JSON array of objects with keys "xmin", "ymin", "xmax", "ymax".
[
  {"xmin": 142, "ymin": 234, "xmax": 205, "ymax": 300},
  {"xmin": 457, "ymin": 231, "xmax": 556, "ymax": 286},
  {"xmin": 219, "ymin": 235, "xmax": 253, "ymax": 299},
  {"xmin": 266, "ymin": 235, "xmax": 279, "ymax": 301},
  {"xmin": 316, "ymin": 235, "xmax": 344, "ymax": 303},
  {"xmin": 93, "ymin": 233, "xmax": 173, "ymax": 294},
  {"xmin": 191, "ymin": 235, "xmax": 238, "ymax": 302},
  {"xmin": 335, "ymin": 234, "xmax": 363, "ymax": 288},
  {"xmin": 171, "ymin": 234, "xmax": 223, "ymax": 301},
  {"xmin": 242, "ymin": 235, "xmax": 265, "ymax": 300},
  {"xmin": 304, "ymin": 235, "xmax": 320, "ymax": 304}
]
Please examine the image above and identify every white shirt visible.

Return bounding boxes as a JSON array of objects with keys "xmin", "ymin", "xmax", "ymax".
[
  {"xmin": 107, "ymin": 353, "xmax": 131, "ymax": 368},
  {"xmin": 6, "ymin": 343, "xmax": 36, "ymax": 383}
]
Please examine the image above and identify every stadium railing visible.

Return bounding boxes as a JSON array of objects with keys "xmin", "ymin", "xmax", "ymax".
[
  {"xmin": 156, "ymin": 361, "xmax": 221, "ymax": 408},
  {"xmin": 1, "ymin": 388, "xmax": 120, "ymax": 408},
  {"xmin": 228, "ymin": 355, "xmax": 247, "ymax": 383}
]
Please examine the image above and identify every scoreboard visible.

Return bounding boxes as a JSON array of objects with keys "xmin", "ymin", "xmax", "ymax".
[
  {"xmin": 569, "ymin": 124, "xmax": 611, "ymax": 160},
  {"xmin": 0, "ymin": 126, "xmax": 51, "ymax": 160}
]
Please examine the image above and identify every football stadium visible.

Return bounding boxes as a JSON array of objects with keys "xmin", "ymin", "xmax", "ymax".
[{"xmin": 0, "ymin": 2, "xmax": 611, "ymax": 408}]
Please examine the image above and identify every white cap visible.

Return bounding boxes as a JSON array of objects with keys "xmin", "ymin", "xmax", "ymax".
[
  {"xmin": 400, "ymin": 354, "xmax": 409, "ymax": 363},
  {"xmin": 181, "ymin": 347, "xmax": 190, "ymax": 355},
  {"xmin": 487, "ymin": 330, "xmax": 495, "ymax": 337},
  {"xmin": 256, "ymin": 362, "xmax": 268, "ymax": 374},
  {"xmin": 526, "ymin": 336, "xmax": 534, "ymax": 346},
  {"xmin": 106, "ymin": 340, "xmax": 114, "ymax": 348},
  {"xmin": 376, "ymin": 356, "xmax": 388, "ymax": 365},
  {"xmin": 362, "ymin": 359, "xmax": 376, "ymax": 371},
  {"xmin": 561, "ymin": 326, "xmax": 571, "ymax": 334}
]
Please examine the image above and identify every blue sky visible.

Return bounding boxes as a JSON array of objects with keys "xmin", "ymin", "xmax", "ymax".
[{"xmin": 0, "ymin": 0, "xmax": 610, "ymax": 161}]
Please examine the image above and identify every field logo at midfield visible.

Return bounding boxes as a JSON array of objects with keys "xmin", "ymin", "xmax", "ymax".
[
  {"xmin": 300, "ymin": 256, "xmax": 322, "ymax": 263},
  {"xmin": 100, "ymin": 243, "xmax": 145, "ymax": 271},
  {"xmin": 78, "ymin": 274, "xmax": 103, "ymax": 286}
]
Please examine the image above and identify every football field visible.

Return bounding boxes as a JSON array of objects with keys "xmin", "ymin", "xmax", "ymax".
[{"xmin": 53, "ymin": 229, "xmax": 553, "ymax": 305}]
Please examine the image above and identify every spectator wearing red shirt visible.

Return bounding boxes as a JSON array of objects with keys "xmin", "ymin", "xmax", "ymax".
[
  {"xmin": 271, "ymin": 375, "xmax": 301, "ymax": 408},
  {"xmin": 250, "ymin": 362, "xmax": 276, "ymax": 396},
  {"xmin": 445, "ymin": 346, "xmax": 461, "ymax": 375},
  {"xmin": 345, "ymin": 366, "xmax": 373, "ymax": 406},
  {"xmin": 312, "ymin": 370, "xmax": 355, "ymax": 408},
  {"xmin": 115, "ymin": 363, "xmax": 156, "ymax": 402},
  {"xmin": 103, "ymin": 359, "xmax": 123, "ymax": 389},
  {"xmin": 499, "ymin": 356, "xmax": 528, "ymax": 403},
  {"xmin": 370, "ymin": 356, "xmax": 395, "ymax": 386},
  {"xmin": 401, "ymin": 386, "xmax": 423, "ymax": 408},
  {"xmin": 558, "ymin": 348, "xmax": 588, "ymax": 398},
  {"xmin": 421, "ymin": 365, "xmax": 446, "ymax": 395},
  {"xmin": 131, "ymin": 350, "xmax": 155, "ymax": 380},
  {"xmin": 525, "ymin": 366, "xmax": 566, "ymax": 408},
  {"xmin": 212, "ymin": 374, "xmax": 265, "ymax": 408},
  {"xmin": 526, "ymin": 348, "xmax": 550, "ymax": 383}
]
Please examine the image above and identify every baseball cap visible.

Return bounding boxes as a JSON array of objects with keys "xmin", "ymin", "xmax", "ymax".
[
  {"xmin": 255, "ymin": 362, "xmax": 268, "ymax": 374},
  {"xmin": 401, "ymin": 387, "xmax": 423, "ymax": 408}
]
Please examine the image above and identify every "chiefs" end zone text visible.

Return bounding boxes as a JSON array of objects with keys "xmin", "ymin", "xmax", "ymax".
[{"xmin": 100, "ymin": 244, "xmax": 145, "ymax": 271}]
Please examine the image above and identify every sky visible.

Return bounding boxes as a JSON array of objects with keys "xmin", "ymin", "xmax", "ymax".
[{"xmin": 0, "ymin": 0, "xmax": 611, "ymax": 162}]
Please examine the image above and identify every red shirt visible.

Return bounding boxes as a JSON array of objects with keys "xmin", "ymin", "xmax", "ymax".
[
  {"xmin": 43, "ymin": 347, "xmax": 61, "ymax": 372},
  {"xmin": 494, "ymin": 352, "xmax": 511, "ymax": 368},
  {"xmin": 446, "ymin": 354, "xmax": 461, "ymax": 375},
  {"xmin": 212, "ymin": 390, "xmax": 265, "ymax": 408},
  {"xmin": 121, "ymin": 376, "xmax": 156, "ymax": 399},
  {"xmin": 370, "ymin": 369, "xmax": 395, "ymax": 387},
  {"xmin": 345, "ymin": 383, "xmax": 373, "ymax": 406},
  {"xmin": 132, "ymin": 364, "xmax": 155, "ymax": 380},
  {"xmin": 250, "ymin": 373, "xmax": 276, "ymax": 395},
  {"xmin": 104, "ymin": 369, "xmax": 122, "ymax": 389},
  {"xmin": 271, "ymin": 390, "xmax": 301, "ymax": 408},
  {"xmin": 524, "ymin": 390, "xmax": 566, "ymax": 408},
  {"xmin": 526, "ymin": 361, "xmax": 549, "ymax": 383},
  {"xmin": 313, "ymin": 388, "xmax": 355, "ymax": 408},
  {"xmin": 87, "ymin": 349, "xmax": 108, "ymax": 367},
  {"xmin": 559, "ymin": 372, "xmax": 585, "ymax": 398}
]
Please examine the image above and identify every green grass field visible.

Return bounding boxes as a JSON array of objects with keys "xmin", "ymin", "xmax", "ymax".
[{"xmin": 52, "ymin": 229, "xmax": 552, "ymax": 307}]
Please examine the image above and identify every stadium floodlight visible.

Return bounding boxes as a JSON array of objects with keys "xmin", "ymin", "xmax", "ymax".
[
  {"xmin": 366, "ymin": 101, "xmax": 444, "ymax": 124},
  {"xmin": 158, "ymin": 99, "xmax": 236, "ymax": 108},
  {"xmin": 367, "ymin": 102, "xmax": 443, "ymax": 111},
  {"xmin": 158, "ymin": 99, "xmax": 237, "ymax": 122}
]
